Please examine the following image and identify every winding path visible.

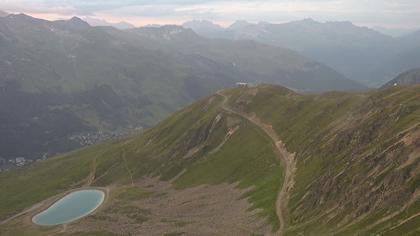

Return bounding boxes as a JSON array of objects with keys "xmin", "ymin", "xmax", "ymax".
[{"xmin": 217, "ymin": 90, "xmax": 296, "ymax": 236}]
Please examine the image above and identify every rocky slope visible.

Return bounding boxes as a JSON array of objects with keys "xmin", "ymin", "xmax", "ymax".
[{"xmin": 0, "ymin": 84, "xmax": 419, "ymax": 235}]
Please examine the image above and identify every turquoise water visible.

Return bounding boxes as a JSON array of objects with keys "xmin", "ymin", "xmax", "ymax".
[{"xmin": 32, "ymin": 189, "xmax": 105, "ymax": 226}]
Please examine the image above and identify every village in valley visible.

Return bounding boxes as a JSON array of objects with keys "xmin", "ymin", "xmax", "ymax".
[
  {"xmin": 0, "ymin": 156, "xmax": 45, "ymax": 172},
  {"xmin": 0, "ymin": 127, "xmax": 142, "ymax": 172}
]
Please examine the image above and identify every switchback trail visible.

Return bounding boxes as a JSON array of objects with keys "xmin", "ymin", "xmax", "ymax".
[{"xmin": 217, "ymin": 90, "xmax": 296, "ymax": 236}]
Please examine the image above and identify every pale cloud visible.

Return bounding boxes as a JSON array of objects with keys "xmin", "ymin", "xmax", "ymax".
[{"xmin": 0, "ymin": 0, "xmax": 419, "ymax": 29}]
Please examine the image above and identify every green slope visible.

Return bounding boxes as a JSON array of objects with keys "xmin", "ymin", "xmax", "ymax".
[
  {"xmin": 1, "ymin": 85, "xmax": 419, "ymax": 235},
  {"xmin": 0, "ymin": 94, "xmax": 283, "ymax": 235},
  {"xmin": 226, "ymin": 84, "xmax": 420, "ymax": 235}
]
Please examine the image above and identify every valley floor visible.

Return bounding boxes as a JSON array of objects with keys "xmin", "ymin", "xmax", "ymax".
[{"xmin": 0, "ymin": 178, "xmax": 272, "ymax": 236}]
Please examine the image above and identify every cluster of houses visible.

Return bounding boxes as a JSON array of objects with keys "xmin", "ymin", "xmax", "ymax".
[
  {"xmin": 70, "ymin": 128, "xmax": 142, "ymax": 146},
  {"xmin": 69, "ymin": 131, "xmax": 113, "ymax": 146},
  {"xmin": 236, "ymin": 82, "xmax": 260, "ymax": 88},
  {"xmin": 0, "ymin": 128, "xmax": 143, "ymax": 172},
  {"xmin": 0, "ymin": 155, "xmax": 48, "ymax": 172},
  {"xmin": 236, "ymin": 82, "xmax": 250, "ymax": 87}
]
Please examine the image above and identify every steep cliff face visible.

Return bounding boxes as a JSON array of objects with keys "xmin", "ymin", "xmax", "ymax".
[{"xmin": 0, "ymin": 85, "xmax": 419, "ymax": 235}]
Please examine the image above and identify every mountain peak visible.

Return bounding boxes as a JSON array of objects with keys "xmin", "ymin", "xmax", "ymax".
[
  {"xmin": 229, "ymin": 20, "xmax": 252, "ymax": 30},
  {"xmin": 183, "ymin": 20, "xmax": 224, "ymax": 35},
  {"xmin": 68, "ymin": 16, "xmax": 90, "ymax": 26},
  {"xmin": 291, "ymin": 18, "xmax": 319, "ymax": 25},
  {"xmin": 130, "ymin": 24, "xmax": 199, "ymax": 41},
  {"xmin": 83, "ymin": 17, "xmax": 135, "ymax": 29},
  {"xmin": 4, "ymin": 13, "xmax": 46, "ymax": 25},
  {"xmin": 7, "ymin": 13, "xmax": 33, "ymax": 20},
  {"xmin": 183, "ymin": 20, "xmax": 223, "ymax": 28},
  {"xmin": 52, "ymin": 16, "xmax": 90, "ymax": 29}
]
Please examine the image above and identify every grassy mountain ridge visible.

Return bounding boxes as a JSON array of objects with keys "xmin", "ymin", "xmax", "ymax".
[
  {"xmin": 227, "ymin": 85, "xmax": 420, "ymax": 235},
  {"xmin": 1, "ymin": 85, "xmax": 419, "ymax": 235}
]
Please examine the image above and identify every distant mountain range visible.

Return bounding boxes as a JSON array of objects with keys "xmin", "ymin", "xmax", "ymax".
[
  {"xmin": 83, "ymin": 17, "xmax": 135, "ymax": 29},
  {"xmin": 184, "ymin": 19, "xmax": 420, "ymax": 86},
  {"xmin": 0, "ymin": 14, "xmax": 362, "ymax": 160},
  {"xmin": 372, "ymin": 26, "xmax": 417, "ymax": 37}
]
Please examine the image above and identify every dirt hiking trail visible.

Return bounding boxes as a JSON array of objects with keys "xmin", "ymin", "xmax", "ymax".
[{"xmin": 217, "ymin": 90, "xmax": 296, "ymax": 236}]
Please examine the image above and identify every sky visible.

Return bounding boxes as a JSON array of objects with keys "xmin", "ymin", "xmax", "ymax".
[{"xmin": 0, "ymin": 0, "xmax": 419, "ymax": 31}]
